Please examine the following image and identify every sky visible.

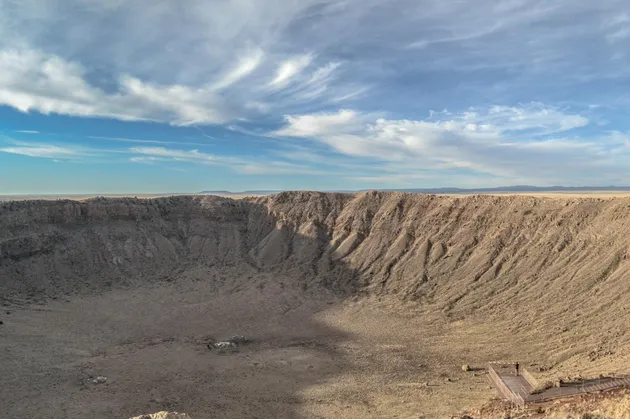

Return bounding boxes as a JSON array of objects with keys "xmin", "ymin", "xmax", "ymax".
[{"xmin": 1, "ymin": 0, "xmax": 630, "ymax": 194}]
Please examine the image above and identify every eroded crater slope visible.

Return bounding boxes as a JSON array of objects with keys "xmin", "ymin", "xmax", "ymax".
[{"xmin": 2, "ymin": 191, "xmax": 630, "ymax": 418}]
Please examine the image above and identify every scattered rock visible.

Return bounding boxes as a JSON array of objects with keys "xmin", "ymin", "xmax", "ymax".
[
  {"xmin": 129, "ymin": 412, "xmax": 191, "ymax": 419},
  {"xmin": 445, "ymin": 377, "xmax": 452, "ymax": 382},
  {"xmin": 228, "ymin": 335, "xmax": 248, "ymax": 344},
  {"xmin": 462, "ymin": 364, "xmax": 471, "ymax": 372},
  {"xmin": 92, "ymin": 376, "xmax": 107, "ymax": 384},
  {"xmin": 207, "ymin": 335, "xmax": 250, "ymax": 351},
  {"xmin": 211, "ymin": 341, "xmax": 236, "ymax": 349}
]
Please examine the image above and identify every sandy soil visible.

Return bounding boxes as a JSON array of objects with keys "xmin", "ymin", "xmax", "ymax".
[
  {"xmin": 4, "ymin": 273, "xmax": 610, "ymax": 419},
  {"xmin": 3, "ymin": 192, "xmax": 630, "ymax": 418},
  {"xmin": 0, "ymin": 272, "xmax": 516, "ymax": 419}
]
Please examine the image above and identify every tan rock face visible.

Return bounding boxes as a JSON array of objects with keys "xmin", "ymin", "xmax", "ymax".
[
  {"xmin": 129, "ymin": 412, "xmax": 192, "ymax": 419},
  {"xmin": 4, "ymin": 191, "xmax": 630, "ymax": 310}
]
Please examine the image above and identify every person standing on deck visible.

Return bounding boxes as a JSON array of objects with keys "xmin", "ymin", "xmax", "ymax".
[{"xmin": 515, "ymin": 362, "xmax": 520, "ymax": 376}]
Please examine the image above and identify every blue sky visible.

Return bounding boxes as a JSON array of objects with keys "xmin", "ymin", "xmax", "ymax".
[{"xmin": 2, "ymin": 0, "xmax": 630, "ymax": 194}]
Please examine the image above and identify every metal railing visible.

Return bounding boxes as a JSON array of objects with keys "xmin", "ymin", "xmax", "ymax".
[
  {"xmin": 488, "ymin": 364, "xmax": 525, "ymax": 406},
  {"xmin": 489, "ymin": 362, "xmax": 630, "ymax": 405}
]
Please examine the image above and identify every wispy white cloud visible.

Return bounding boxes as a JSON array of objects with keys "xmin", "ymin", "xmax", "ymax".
[
  {"xmin": 3, "ymin": 0, "xmax": 626, "ymax": 126},
  {"xmin": 2, "ymin": 0, "xmax": 630, "ymax": 106},
  {"xmin": 330, "ymin": 87, "xmax": 370, "ymax": 103},
  {"xmin": 274, "ymin": 109, "xmax": 367, "ymax": 137},
  {"xmin": 128, "ymin": 145, "xmax": 334, "ymax": 175},
  {"xmin": 0, "ymin": 138, "xmax": 126, "ymax": 161},
  {"xmin": 607, "ymin": 26, "xmax": 630, "ymax": 41},
  {"xmin": 268, "ymin": 54, "xmax": 314, "ymax": 88},
  {"xmin": 0, "ymin": 142, "xmax": 82, "ymax": 159},
  {"xmin": 274, "ymin": 105, "xmax": 630, "ymax": 184},
  {"xmin": 88, "ymin": 136, "xmax": 211, "ymax": 147},
  {"xmin": 0, "ymin": 47, "xmax": 351, "ymax": 125},
  {"xmin": 237, "ymin": 160, "xmax": 327, "ymax": 175},
  {"xmin": 211, "ymin": 49, "xmax": 265, "ymax": 91},
  {"xmin": 129, "ymin": 147, "xmax": 218, "ymax": 164},
  {"xmin": 0, "ymin": 1, "xmax": 367, "ymax": 125},
  {"xmin": 407, "ymin": 24, "xmax": 503, "ymax": 49},
  {"xmin": 428, "ymin": 103, "xmax": 589, "ymax": 137},
  {"xmin": 604, "ymin": 13, "xmax": 630, "ymax": 42},
  {"xmin": 3, "ymin": 0, "xmax": 630, "ymax": 190},
  {"xmin": 289, "ymin": 61, "xmax": 342, "ymax": 100},
  {"xmin": 14, "ymin": 130, "xmax": 40, "ymax": 134},
  {"xmin": 129, "ymin": 156, "xmax": 166, "ymax": 164},
  {"xmin": 0, "ymin": 48, "xmax": 231, "ymax": 125},
  {"xmin": 277, "ymin": 104, "xmax": 588, "ymax": 140},
  {"xmin": 306, "ymin": 62, "xmax": 341, "ymax": 85}
]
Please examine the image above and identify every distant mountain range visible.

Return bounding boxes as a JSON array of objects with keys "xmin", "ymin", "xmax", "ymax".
[
  {"xmin": 199, "ymin": 190, "xmax": 283, "ymax": 195},
  {"xmin": 199, "ymin": 186, "xmax": 630, "ymax": 195}
]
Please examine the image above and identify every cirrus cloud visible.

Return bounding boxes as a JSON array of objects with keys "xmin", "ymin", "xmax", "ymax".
[
  {"xmin": 273, "ymin": 105, "xmax": 630, "ymax": 185},
  {"xmin": 3, "ymin": 0, "xmax": 630, "ymax": 191},
  {"xmin": 0, "ymin": 143, "xmax": 80, "ymax": 159}
]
